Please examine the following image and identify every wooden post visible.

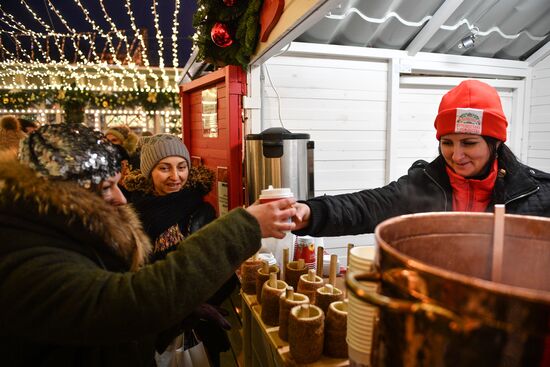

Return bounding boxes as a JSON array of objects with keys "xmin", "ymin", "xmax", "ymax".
[
  {"xmin": 282, "ymin": 247, "xmax": 289, "ymax": 282},
  {"xmin": 492, "ymin": 204, "xmax": 505, "ymax": 282},
  {"xmin": 329, "ymin": 254, "xmax": 338, "ymax": 286},
  {"xmin": 316, "ymin": 245, "xmax": 324, "ymax": 277}
]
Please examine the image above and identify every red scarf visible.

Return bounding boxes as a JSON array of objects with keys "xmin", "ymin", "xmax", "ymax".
[{"xmin": 446, "ymin": 160, "xmax": 498, "ymax": 212}]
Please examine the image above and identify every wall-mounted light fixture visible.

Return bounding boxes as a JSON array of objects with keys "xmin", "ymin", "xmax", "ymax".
[{"xmin": 458, "ymin": 26, "xmax": 479, "ymax": 49}]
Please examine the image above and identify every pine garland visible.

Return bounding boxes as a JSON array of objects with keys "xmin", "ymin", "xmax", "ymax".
[
  {"xmin": 0, "ymin": 89, "xmax": 179, "ymax": 111},
  {"xmin": 192, "ymin": 0, "xmax": 263, "ymax": 69}
]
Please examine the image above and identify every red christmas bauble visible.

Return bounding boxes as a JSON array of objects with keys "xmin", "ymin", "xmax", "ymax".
[
  {"xmin": 222, "ymin": 0, "xmax": 237, "ymax": 5},
  {"xmin": 211, "ymin": 22, "xmax": 233, "ymax": 48}
]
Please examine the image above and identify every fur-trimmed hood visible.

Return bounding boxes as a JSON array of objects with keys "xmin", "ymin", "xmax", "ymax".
[
  {"xmin": 0, "ymin": 116, "xmax": 25, "ymax": 153},
  {"xmin": 0, "ymin": 151, "xmax": 151, "ymax": 271}
]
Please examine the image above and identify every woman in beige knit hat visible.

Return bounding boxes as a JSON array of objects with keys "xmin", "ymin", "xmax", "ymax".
[{"xmin": 123, "ymin": 133, "xmax": 237, "ymax": 366}]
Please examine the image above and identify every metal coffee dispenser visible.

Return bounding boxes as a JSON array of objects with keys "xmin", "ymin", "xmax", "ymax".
[{"xmin": 245, "ymin": 127, "xmax": 314, "ymax": 205}]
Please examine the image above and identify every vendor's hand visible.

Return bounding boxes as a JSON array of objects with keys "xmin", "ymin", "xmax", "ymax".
[
  {"xmin": 292, "ymin": 202, "xmax": 311, "ymax": 231},
  {"xmin": 246, "ymin": 198, "xmax": 297, "ymax": 239},
  {"xmin": 182, "ymin": 304, "xmax": 232, "ymax": 331}
]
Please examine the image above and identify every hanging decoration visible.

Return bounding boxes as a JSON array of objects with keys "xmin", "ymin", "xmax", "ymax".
[
  {"xmin": 192, "ymin": 0, "xmax": 263, "ymax": 68},
  {"xmin": 211, "ymin": 22, "xmax": 234, "ymax": 48}
]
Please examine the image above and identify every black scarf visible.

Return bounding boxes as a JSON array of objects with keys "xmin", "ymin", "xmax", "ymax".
[{"xmin": 131, "ymin": 187, "xmax": 204, "ymax": 244}]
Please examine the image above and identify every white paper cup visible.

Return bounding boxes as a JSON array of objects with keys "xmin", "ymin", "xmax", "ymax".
[{"xmin": 258, "ymin": 185, "xmax": 293, "ymax": 204}]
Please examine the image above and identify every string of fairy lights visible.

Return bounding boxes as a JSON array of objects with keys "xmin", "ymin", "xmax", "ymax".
[
  {"xmin": 171, "ymin": 0, "xmax": 180, "ymax": 71},
  {"xmin": 72, "ymin": 0, "xmax": 135, "ymax": 85},
  {"xmin": 0, "ymin": 0, "xmax": 186, "ymax": 93},
  {"xmin": 0, "ymin": 107, "xmax": 180, "ymax": 116},
  {"xmin": 151, "ymin": 0, "xmax": 169, "ymax": 88}
]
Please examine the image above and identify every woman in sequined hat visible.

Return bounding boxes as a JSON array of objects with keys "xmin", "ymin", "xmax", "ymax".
[
  {"xmin": 123, "ymin": 133, "xmax": 235, "ymax": 367},
  {"xmin": 0, "ymin": 123, "xmax": 297, "ymax": 366},
  {"xmin": 292, "ymin": 80, "xmax": 550, "ymax": 236}
]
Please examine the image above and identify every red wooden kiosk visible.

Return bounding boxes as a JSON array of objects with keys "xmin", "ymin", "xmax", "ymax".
[{"xmin": 179, "ymin": 65, "xmax": 247, "ymax": 215}]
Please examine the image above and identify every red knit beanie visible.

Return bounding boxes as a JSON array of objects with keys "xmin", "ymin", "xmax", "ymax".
[{"xmin": 434, "ymin": 80, "xmax": 507, "ymax": 142}]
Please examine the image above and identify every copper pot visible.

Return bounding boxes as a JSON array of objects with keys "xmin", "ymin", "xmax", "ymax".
[{"xmin": 347, "ymin": 212, "xmax": 550, "ymax": 367}]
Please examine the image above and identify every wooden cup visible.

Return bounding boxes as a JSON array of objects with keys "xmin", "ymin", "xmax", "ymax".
[
  {"xmin": 297, "ymin": 269, "xmax": 324, "ymax": 304},
  {"xmin": 278, "ymin": 287, "xmax": 309, "ymax": 342},
  {"xmin": 260, "ymin": 274, "xmax": 288, "ymax": 326},
  {"xmin": 240, "ymin": 258, "xmax": 263, "ymax": 295},
  {"xmin": 315, "ymin": 284, "xmax": 344, "ymax": 315},
  {"xmin": 285, "ymin": 260, "xmax": 308, "ymax": 290},
  {"xmin": 255, "ymin": 263, "xmax": 280, "ymax": 304},
  {"xmin": 288, "ymin": 304, "xmax": 324, "ymax": 364},
  {"xmin": 324, "ymin": 300, "xmax": 348, "ymax": 358}
]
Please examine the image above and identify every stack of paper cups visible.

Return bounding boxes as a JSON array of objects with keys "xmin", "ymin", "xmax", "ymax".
[{"xmin": 347, "ymin": 246, "xmax": 377, "ymax": 366}]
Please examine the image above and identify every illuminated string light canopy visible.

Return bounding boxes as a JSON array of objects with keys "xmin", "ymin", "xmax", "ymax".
[{"xmin": 0, "ymin": 0, "xmax": 194, "ymax": 93}]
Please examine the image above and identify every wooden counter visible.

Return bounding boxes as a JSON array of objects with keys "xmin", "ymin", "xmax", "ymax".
[{"xmin": 241, "ymin": 291, "xmax": 349, "ymax": 367}]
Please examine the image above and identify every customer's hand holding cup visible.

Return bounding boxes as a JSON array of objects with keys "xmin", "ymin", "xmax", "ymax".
[{"xmin": 246, "ymin": 185, "xmax": 296, "ymax": 239}]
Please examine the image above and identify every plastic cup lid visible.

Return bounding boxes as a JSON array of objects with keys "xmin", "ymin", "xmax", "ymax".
[{"xmin": 259, "ymin": 185, "xmax": 293, "ymax": 199}]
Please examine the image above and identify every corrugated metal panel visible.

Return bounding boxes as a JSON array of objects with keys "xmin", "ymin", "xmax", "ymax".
[{"xmin": 296, "ymin": 0, "xmax": 550, "ymax": 61}]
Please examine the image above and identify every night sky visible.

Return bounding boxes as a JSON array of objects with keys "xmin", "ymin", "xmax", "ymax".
[{"xmin": 0, "ymin": 0, "xmax": 198, "ymax": 67}]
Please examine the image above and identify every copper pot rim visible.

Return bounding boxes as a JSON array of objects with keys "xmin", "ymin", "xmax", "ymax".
[{"xmin": 374, "ymin": 212, "xmax": 550, "ymax": 305}]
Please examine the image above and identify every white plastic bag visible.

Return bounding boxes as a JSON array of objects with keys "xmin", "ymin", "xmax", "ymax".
[{"xmin": 170, "ymin": 331, "xmax": 210, "ymax": 367}]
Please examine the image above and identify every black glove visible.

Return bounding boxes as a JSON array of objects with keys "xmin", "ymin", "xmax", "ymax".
[{"xmin": 182, "ymin": 304, "xmax": 232, "ymax": 331}]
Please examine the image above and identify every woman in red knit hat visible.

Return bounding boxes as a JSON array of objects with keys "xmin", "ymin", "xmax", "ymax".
[{"xmin": 292, "ymin": 79, "xmax": 550, "ymax": 236}]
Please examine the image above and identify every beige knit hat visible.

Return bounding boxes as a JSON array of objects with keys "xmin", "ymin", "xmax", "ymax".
[{"xmin": 140, "ymin": 134, "xmax": 190, "ymax": 177}]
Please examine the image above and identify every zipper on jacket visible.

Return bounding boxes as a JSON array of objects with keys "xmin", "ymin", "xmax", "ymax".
[
  {"xmin": 504, "ymin": 186, "xmax": 540, "ymax": 206},
  {"xmin": 424, "ymin": 170, "xmax": 449, "ymax": 211}
]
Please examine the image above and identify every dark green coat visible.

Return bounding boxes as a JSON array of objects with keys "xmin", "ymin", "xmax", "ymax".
[{"xmin": 0, "ymin": 153, "xmax": 261, "ymax": 366}]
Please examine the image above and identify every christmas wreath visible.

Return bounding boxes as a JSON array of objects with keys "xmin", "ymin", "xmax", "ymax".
[{"xmin": 192, "ymin": 0, "xmax": 263, "ymax": 69}]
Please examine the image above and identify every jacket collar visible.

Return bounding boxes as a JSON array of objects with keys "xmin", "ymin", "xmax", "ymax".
[
  {"xmin": 425, "ymin": 154, "xmax": 540, "ymax": 206},
  {"xmin": 425, "ymin": 156, "xmax": 453, "ymax": 190},
  {"xmin": 500, "ymin": 159, "xmax": 540, "ymax": 204},
  {"xmin": 0, "ymin": 152, "xmax": 151, "ymax": 271}
]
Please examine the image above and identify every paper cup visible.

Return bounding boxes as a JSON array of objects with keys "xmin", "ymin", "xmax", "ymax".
[{"xmin": 258, "ymin": 185, "xmax": 293, "ymax": 204}]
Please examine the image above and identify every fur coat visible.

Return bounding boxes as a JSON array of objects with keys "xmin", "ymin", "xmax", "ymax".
[{"xmin": 0, "ymin": 152, "xmax": 261, "ymax": 366}]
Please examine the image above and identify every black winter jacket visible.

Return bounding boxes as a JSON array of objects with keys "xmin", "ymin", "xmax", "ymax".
[{"xmin": 296, "ymin": 155, "xmax": 550, "ymax": 238}]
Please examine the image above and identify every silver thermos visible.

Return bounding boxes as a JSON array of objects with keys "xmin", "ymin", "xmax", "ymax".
[{"xmin": 245, "ymin": 127, "xmax": 314, "ymax": 205}]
